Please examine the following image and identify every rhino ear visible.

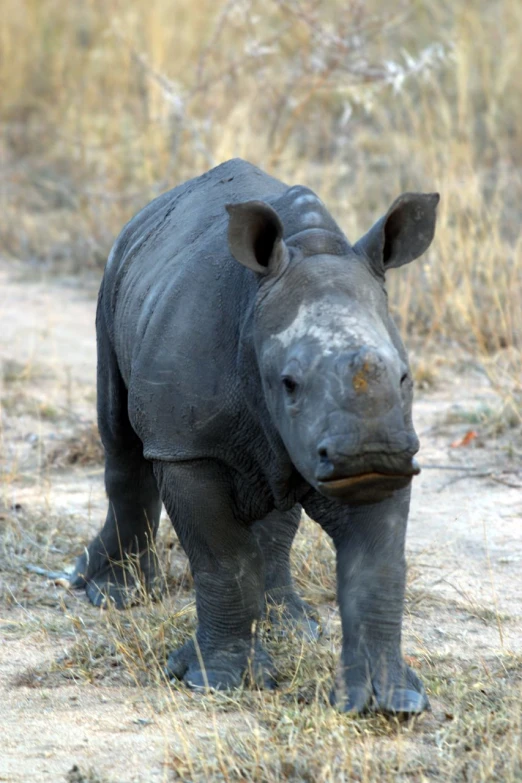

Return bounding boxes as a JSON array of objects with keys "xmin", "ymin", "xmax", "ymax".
[
  {"xmin": 226, "ymin": 201, "xmax": 287, "ymax": 276},
  {"xmin": 354, "ymin": 192, "xmax": 439, "ymax": 271}
]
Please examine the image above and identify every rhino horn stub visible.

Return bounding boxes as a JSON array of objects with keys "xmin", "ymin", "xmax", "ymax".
[{"xmin": 352, "ymin": 363, "xmax": 370, "ymax": 393}]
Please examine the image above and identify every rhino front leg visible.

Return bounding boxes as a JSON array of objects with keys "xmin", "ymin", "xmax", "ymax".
[
  {"xmin": 252, "ymin": 506, "xmax": 320, "ymax": 639},
  {"xmin": 304, "ymin": 485, "xmax": 428, "ymax": 716},
  {"xmin": 155, "ymin": 460, "xmax": 275, "ymax": 690}
]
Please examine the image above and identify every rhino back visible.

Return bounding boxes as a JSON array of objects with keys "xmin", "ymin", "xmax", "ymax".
[{"xmin": 102, "ymin": 159, "xmax": 286, "ymax": 462}]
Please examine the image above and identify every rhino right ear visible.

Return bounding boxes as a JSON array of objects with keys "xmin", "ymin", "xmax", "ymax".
[
  {"xmin": 354, "ymin": 192, "xmax": 439, "ymax": 272},
  {"xmin": 226, "ymin": 201, "xmax": 288, "ymax": 276}
]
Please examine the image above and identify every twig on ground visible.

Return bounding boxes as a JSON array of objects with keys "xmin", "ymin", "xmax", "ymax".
[
  {"xmin": 421, "ymin": 463, "xmax": 481, "ymax": 471},
  {"xmin": 25, "ymin": 564, "xmax": 71, "ymax": 585},
  {"xmin": 436, "ymin": 468, "xmax": 521, "ymax": 492}
]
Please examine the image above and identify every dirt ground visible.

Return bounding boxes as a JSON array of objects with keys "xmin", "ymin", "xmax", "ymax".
[{"xmin": 1, "ymin": 261, "xmax": 521, "ymax": 783}]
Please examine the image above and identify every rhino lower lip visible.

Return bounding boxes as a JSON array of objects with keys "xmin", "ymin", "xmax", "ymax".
[
  {"xmin": 317, "ymin": 460, "xmax": 421, "ymax": 491},
  {"xmin": 318, "ymin": 471, "xmax": 414, "ymax": 491}
]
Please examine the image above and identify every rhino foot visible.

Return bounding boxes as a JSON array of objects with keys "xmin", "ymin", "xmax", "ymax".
[
  {"xmin": 330, "ymin": 654, "xmax": 429, "ymax": 718},
  {"xmin": 266, "ymin": 591, "xmax": 321, "ymax": 641},
  {"xmin": 70, "ymin": 547, "xmax": 163, "ymax": 609},
  {"xmin": 165, "ymin": 637, "xmax": 276, "ymax": 691}
]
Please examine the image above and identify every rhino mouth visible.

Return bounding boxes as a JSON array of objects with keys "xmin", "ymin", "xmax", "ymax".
[{"xmin": 317, "ymin": 460, "xmax": 420, "ymax": 501}]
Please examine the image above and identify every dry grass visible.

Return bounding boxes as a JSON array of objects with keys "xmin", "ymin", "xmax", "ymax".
[
  {"xmin": 15, "ymin": 611, "xmax": 522, "ymax": 783},
  {"xmin": 66, "ymin": 765, "xmax": 112, "ymax": 783},
  {"xmin": 1, "ymin": 0, "xmax": 521, "ymax": 358},
  {"xmin": 9, "ymin": 576, "xmax": 522, "ymax": 782},
  {"xmin": 45, "ymin": 422, "xmax": 104, "ymax": 468},
  {"xmin": 2, "ymin": 505, "xmax": 521, "ymax": 781}
]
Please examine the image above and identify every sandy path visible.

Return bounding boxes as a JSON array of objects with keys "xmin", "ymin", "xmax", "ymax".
[{"xmin": 0, "ymin": 262, "xmax": 520, "ymax": 782}]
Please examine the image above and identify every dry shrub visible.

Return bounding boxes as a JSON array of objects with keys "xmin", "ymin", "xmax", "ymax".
[
  {"xmin": 45, "ymin": 422, "xmax": 104, "ymax": 467},
  {"xmin": 66, "ymin": 765, "xmax": 111, "ymax": 783},
  {"xmin": 1, "ymin": 0, "xmax": 520, "ymax": 365}
]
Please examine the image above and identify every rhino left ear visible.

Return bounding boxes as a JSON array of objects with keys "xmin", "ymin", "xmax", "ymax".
[
  {"xmin": 226, "ymin": 201, "xmax": 288, "ymax": 276},
  {"xmin": 354, "ymin": 192, "xmax": 439, "ymax": 271}
]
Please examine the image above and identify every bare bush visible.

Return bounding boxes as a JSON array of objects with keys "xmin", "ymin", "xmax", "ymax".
[{"xmin": 2, "ymin": 0, "xmax": 520, "ymax": 360}]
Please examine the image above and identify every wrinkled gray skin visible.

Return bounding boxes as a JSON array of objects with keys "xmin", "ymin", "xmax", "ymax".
[{"xmin": 71, "ymin": 159, "xmax": 439, "ymax": 715}]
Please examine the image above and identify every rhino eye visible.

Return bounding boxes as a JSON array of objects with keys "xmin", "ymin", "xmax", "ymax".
[{"xmin": 282, "ymin": 375, "xmax": 298, "ymax": 395}]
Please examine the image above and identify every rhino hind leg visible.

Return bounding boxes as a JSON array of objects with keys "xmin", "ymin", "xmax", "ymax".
[
  {"xmin": 72, "ymin": 543, "xmax": 161, "ymax": 609},
  {"xmin": 252, "ymin": 507, "xmax": 320, "ymax": 640},
  {"xmin": 70, "ymin": 305, "xmax": 163, "ymax": 608},
  {"xmin": 69, "ymin": 447, "xmax": 163, "ymax": 609},
  {"xmin": 156, "ymin": 460, "xmax": 276, "ymax": 691}
]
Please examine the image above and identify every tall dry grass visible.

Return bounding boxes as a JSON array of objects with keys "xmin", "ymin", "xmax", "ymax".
[{"xmin": 1, "ymin": 0, "xmax": 521, "ymax": 366}]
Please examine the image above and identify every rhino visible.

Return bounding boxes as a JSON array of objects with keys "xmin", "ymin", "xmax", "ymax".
[{"xmin": 71, "ymin": 159, "xmax": 438, "ymax": 715}]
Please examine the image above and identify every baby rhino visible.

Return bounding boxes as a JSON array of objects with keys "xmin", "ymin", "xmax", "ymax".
[{"xmin": 71, "ymin": 159, "xmax": 438, "ymax": 715}]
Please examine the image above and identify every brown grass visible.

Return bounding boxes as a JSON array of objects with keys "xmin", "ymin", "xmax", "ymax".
[
  {"xmin": 45, "ymin": 422, "xmax": 104, "ymax": 468},
  {"xmin": 66, "ymin": 765, "xmax": 111, "ymax": 783},
  {"xmin": 3, "ymin": 507, "xmax": 521, "ymax": 781},
  {"xmin": 1, "ymin": 0, "xmax": 521, "ymax": 359}
]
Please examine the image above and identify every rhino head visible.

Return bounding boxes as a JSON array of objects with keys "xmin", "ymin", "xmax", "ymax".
[{"xmin": 227, "ymin": 186, "xmax": 439, "ymax": 503}]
